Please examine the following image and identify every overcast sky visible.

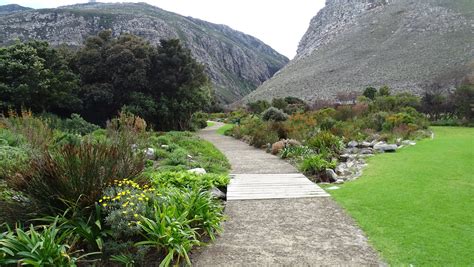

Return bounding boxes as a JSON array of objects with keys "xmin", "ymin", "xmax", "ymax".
[{"xmin": 0, "ymin": 0, "xmax": 325, "ymax": 58}]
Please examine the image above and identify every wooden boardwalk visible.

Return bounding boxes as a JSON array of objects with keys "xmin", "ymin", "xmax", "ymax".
[{"xmin": 227, "ymin": 173, "xmax": 329, "ymax": 200}]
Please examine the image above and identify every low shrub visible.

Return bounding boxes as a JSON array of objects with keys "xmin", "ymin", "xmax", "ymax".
[
  {"xmin": 299, "ymin": 155, "xmax": 336, "ymax": 176},
  {"xmin": 261, "ymin": 107, "xmax": 288, "ymax": 122},
  {"xmin": 306, "ymin": 131, "xmax": 344, "ymax": 158},
  {"xmin": 190, "ymin": 112, "xmax": 208, "ymax": 130},
  {"xmin": 279, "ymin": 146, "xmax": 314, "ymax": 159},
  {"xmin": 0, "ymin": 220, "xmax": 84, "ymax": 265},
  {"xmin": 150, "ymin": 171, "xmax": 229, "ymax": 190},
  {"xmin": 61, "ymin": 113, "xmax": 100, "ymax": 135}
]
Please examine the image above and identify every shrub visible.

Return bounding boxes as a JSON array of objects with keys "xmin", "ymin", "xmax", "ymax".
[
  {"xmin": 250, "ymin": 123, "xmax": 279, "ymax": 148},
  {"xmin": 61, "ymin": 113, "xmax": 100, "ymax": 135},
  {"xmin": 150, "ymin": 171, "xmax": 229, "ymax": 190},
  {"xmin": 382, "ymin": 112, "xmax": 415, "ymax": 131},
  {"xmin": 0, "ymin": 220, "xmax": 83, "ymax": 265},
  {"xmin": 363, "ymin": 87, "xmax": 377, "ymax": 100},
  {"xmin": 0, "ymin": 145, "xmax": 28, "ymax": 180},
  {"xmin": 279, "ymin": 146, "xmax": 314, "ymax": 159},
  {"xmin": 299, "ymin": 155, "xmax": 336, "ymax": 176},
  {"xmin": 284, "ymin": 112, "xmax": 317, "ymax": 141},
  {"xmin": 190, "ymin": 112, "xmax": 208, "ymax": 130},
  {"xmin": 247, "ymin": 100, "xmax": 270, "ymax": 114},
  {"xmin": 306, "ymin": 131, "xmax": 344, "ymax": 157},
  {"xmin": 262, "ymin": 107, "xmax": 288, "ymax": 122}
]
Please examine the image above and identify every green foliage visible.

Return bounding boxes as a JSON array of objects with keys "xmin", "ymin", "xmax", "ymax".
[
  {"xmin": 0, "ymin": 145, "xmax": 28, "ymax": 180},
  {"xmin": 149, "ymin": 131, "xmax": 230, "ymax": 174},
  {"xmin": 279, "ymin": 146, "xmax": 314, "ymax": 159},
  {"xmin": 378, "ymin": 85, "xmax": 391, "ymax": 96},
  {"xmin": 261, "ymin": 107, "xmax": 288, "ymax": 122},
  {"xmin": 307, "ymin": 131, "xmax": 344, "ymax": 157},
  {"xmin": 0, "ymin": 220, "xmax": 81, "ymax": 266},
  {"xmin": 247, "ymin": 100, "xmax": 270, "ymax": 114},
  {"xmin": 217, "ymin": 124, "xmax": 234, "ymax": 135},
  {"xmin": 150, "ymin": 171, "xmax": 229, "ymax": 190},
  {"xmin": 61, "ymin": 113, "xmax": 100, "ymax": 135},
  {"xmin": 363, "ymin": 87, "xmax": 377, "ymax": 100},
  {"xmin": 299, "ymin": 155, "xmax": 336, "ymax": 175},
  {"xmin": 453, "ymin": 85, "xmax": 474, "ymax": 121},
  {"xmin": 191, "ymin": 112, "xmax": 209, "ymax": 130},
  {"xmin": 0, "ymin": 41, "xmax": 81, "ymax": 116}
]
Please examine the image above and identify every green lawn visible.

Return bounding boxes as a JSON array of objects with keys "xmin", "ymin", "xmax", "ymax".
[
  {"xmin": 216, "ymin": 124, "xmax": 234, "ymax": 135},
  {"xmin": 330, "ymin": 127, "xmax": 474, "ymax": 266},
  {"xmin": 206, "ymin": 121, "xmax": 215, "ymax": 127}
]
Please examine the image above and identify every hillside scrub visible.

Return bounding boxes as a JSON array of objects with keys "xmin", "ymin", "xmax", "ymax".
[
  {"xmin": 0, "ymin": 112, "xmax": 230, "ymax": 265},
  {"xmin": 224, "ymin": 90, "xmax": 435, "ymax": 181}
]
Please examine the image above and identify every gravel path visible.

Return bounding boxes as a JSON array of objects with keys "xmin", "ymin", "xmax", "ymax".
[{"xmin": 191, "ymin": 122, "xmax": 382, "ymax": 266}]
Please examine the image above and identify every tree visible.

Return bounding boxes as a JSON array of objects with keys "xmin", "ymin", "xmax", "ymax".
[
  {"xmin": 453, "ymin": 85, "xmax": 474, "ymax": 121},
  {"xmin": 74, "ymin": 32, "xmax": 210, "ymax": 129},
  {"xmin": 0, "ymin": 41, "xmax": 81, "ymax": 115},
  {"xmin": 378, "ymin": 85, "xmax": 391, "ymax": 96},
  {"xmin": 363, "ymin": 87, "xmax": 377, "ymax": 100}
]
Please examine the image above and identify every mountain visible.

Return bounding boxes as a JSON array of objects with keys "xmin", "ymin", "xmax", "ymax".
[
  {"xmin": 244, "ymin": 0, "xmax": 474, "ymax": 103},
  {"xmin": 0, "ymin": 4, "xmax": 32, "ymax": 15},
  {"xmin": 0, "ymin": 2, "xmax": 288, "ymax": 104}
]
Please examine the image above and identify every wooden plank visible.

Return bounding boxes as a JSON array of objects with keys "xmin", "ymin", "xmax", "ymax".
[{"xmin": 227, "ymin": 173, "xmax": 329, "ymax": 201}]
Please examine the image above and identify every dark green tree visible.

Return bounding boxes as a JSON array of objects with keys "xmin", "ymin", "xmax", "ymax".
[
  {"xmin": 0, "ymin": 41, "xmax": 81, "ymax": 115},
  {"xmin": 363, "ymin": 87, "xmax": 377, "ymax": 100}
]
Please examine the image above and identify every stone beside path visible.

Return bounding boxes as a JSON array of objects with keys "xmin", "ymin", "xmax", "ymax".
[{"xmin": 191, "ymin": 122, "xmax": 381, "ymax": 266}]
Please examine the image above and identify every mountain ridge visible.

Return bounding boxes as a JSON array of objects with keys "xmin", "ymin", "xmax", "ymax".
[
  {"xmin": 244, "ymin": 0, "xmax": 474, "ymax": 103},
  {"xmin": 0, "ymin": 2, "xmax": 289, "ymax": 103}
]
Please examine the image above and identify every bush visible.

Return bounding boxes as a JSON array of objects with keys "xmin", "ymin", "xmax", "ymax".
[
  {"xmin": 150, "ymin": 171, "xmax": 229, "ymax": 190},
  {"xmin": 61, "ymin": 113, "xmax": 100, "ymax": 135},
  {"xmin": 250, "ymin": 123, "xmax": 279, "ymax": 148},
  {"xmin": 190, "ymin": 112, "xmax": 208, "ymax": 130},
  {"xmin": 261, "ymin": 107, "xmax": 288, "ymax": 122},
  {"xmin": 279, "ymin": 146, "xmax": 314, "ymax": 159},
  {"xmin": 306, "ymin": 131, "xmax": 344, "ymax": 157},
  {"xmin": 299, "ymin": 155, "xmax": 336, "ymax": 176},
  {"xmin": 0, "ymin": 220, "xmax": 83, "ymax": 265},
  {"xmin": 0, "ymin": 145, "xmax": 28, "ymax": 180},
  {"xmin": 247, "ymin": 100, "xmax": 270, "ymax": 114}
]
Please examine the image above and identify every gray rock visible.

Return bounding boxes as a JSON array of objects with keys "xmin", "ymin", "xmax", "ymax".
[
  {"xmin": 161, "ymin": 144, "xmax": 169, "ymax": 149},
  {"xmin": 326, "ymin": 186, "xmax": 340, "ymax": 190},
  {"xmin": 402, "ymin": 140, "xmax": 416, "ymax": 146},
  {"xmin": 347, "ymin": 141, "xmax": 358, "ymax": 148},
  {"xmin": 360, "ymin": 141, "xmax": 373, "ymax": 148},
  {"xmin": 334, "ymin": 179, "xmax": 345, "ymax": 184},
  {"xmin": 373, "ymin": 143, "xmax": 398, "ymax": 152},
  {"xmin": 210, "ymin": 187, "xmax": 226, "ymax": 200},
  {"xmin": 144, "ymin": 147, "xmax": 155, "ymax": 160},
  {"xmin": 188, "ymin": 168, "xmax": 207, "ymax": 175},
  {"xmin": 359, "ymin": 148, "xmax": 373, "ymax": 154},
  {"xmin": 325, "ymin": 169, "xmax": 338, "ymax": 183}
]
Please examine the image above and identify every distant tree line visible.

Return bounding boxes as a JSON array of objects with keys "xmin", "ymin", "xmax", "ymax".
[{"xmin": 0, "ymin": 30, "xmax": 212, "ymax": 130}]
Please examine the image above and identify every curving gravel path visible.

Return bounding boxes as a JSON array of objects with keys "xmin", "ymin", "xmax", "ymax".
[{"xmin": 190, "ymin": 122, "xmax": 382, "ymax": 266}]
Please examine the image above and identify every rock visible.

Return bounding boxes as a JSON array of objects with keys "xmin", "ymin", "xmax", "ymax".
[
  {"xmin": 325, "ymin": 169, "xmax": 338, "ymax": 183},
  {"xmin": 360, "ymin": 141, "xmax": 373, "ymax": 148},
  {"xmin": 144, "ymin": 148, "xmax": 155, "ymax": 160},
  {"xmin": 334, "ymin": 179, "xmax": 345, "ymax": 184},
  {"xmin": 161, "ymin": 144, "xmax": 169, "ymax": 149},
  {"xmin": 188, "ymin": 168, "xmax": 207, "ymax": 175},
  {"xmin": 359, "ymin": 148, "xmax": 373, "ymax": 154},
  {"xmin": 373, "ymin": 143, "xmax": 398, "ymax": 152},
  {"xmin": 271, "ymin": 140, "xmax": 286, "ymax": 155},
  {"xmin": 210, "ymin": 187, "xmax": 226, "ymax": 200},
  {"xmin": 396, "ymin": 138, "xmax": 403, "ymax": 145},
  {"xmin": 187, "ymin": 154, "xmax": 193, "ymax": 159},
  {"xmin": 347, "ymin": 141, "xmax": 358, "ymax": 148},
  {"xmin": 287, "ymin": 139, "xmax": 302, "ymax": 147},
  {"xmin": 326, "ymin": 186, "xmax": 340, "ymax": 190},
  {"xmin": 344, "ymin": 147, "xmax": 359, "ymax": 154},
  {"xmin": 402, "ymin": 140, "xmax": 416, "ymax": 146},
  {"xmin": 339, "ymin": 154, "xmax": 351, "ymax": 162}
]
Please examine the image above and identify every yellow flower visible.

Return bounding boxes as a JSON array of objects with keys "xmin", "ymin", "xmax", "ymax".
[
  {"xmin": 99, "ymin": 199, "xmax": 103, "ymax": 203},
  {"xmin": 102, "ymin": 203, "xmax": 107, "ymax": 207},
  {"xmin": 134, "ymin": 214, "xmax": 138, "ymax": 218},
  {"xmin": 122, "ymin": 211, "xmax": 127, "ymax": 214}
]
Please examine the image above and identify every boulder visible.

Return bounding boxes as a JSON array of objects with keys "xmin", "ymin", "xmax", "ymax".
[
  {"xmin": 373, "ymin": 142, "xmax": 397, "ymax": 152},
  {"xmin": 161, "ymin": 144, "xmax": 170, "ymax": 149},
  {"xmin": 360, "ymin": 141, "xmax": 373, "ymax": 148},
  {"xmin": 359, "ymin": 148, "xmax": 373, "ymax": 154},
  {"xmin": 144, "ymin": 148, "xmax": 155, "ymax": 160},
  {"xmin": 271, "ymin": 140, "xmax": 286, "ymax": 155},
  {"xmin": 347, "ymin": 140, "xmax": 358, "ymax": 148},
  {"xmin": 402, "ymin": 140, "xmax": 416, "ymax": 146},
  {"xmin": 210, "ymin": 187, "xmax": 226, "ymax": 200},
  {"xmin": 287, "ymin": 139, "xmax": 302, "ymax": 147},
  {"xmin": 188, "ymin": 168, "xmax": 207, "ymax": 175},
  {"xmin": 325, "ymin": 169, "xmax": 338, "ymax": 183}
]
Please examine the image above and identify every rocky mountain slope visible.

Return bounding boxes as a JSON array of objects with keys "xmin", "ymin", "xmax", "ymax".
[
  {"xmin": 245, "ymin": 0, "xmax": 474, "ymax": 102},
  {"xmin": 0, "ymin": 2, "xmax": 288, "ymax": 103}
]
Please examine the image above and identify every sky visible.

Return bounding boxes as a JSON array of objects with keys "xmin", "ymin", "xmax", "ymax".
[{"xmin": 0, "ymin": 0, "xmax": 325, "ymax": 59}]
